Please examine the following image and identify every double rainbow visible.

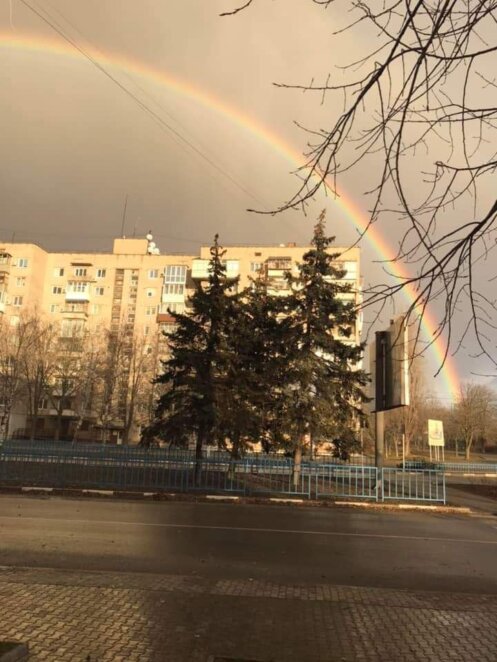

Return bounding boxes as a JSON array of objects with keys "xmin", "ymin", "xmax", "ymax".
[{"xmin": 0, "ymin": 32, "xmax": 460, "ymax": 401}]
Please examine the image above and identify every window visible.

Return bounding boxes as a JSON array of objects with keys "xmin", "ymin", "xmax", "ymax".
[
  {"xmin": 0, "ymin": 254, "xmax": 10, "ymax": 265},
  {"xmin": 16, "ymin": 277, "xmax": 26, "ymax": 287},
  {"xmin": 50, "ymin": 304, "xmax": 59, "ymax": 313},
  {"xmin": 92, "ymin": 304, "xmax": 101, "ymax": 314},
  {"xmin": 95, "ymin": 287, "xmax": 105, "ymax": 296},
  {"xmin": 145, "ymin": 306, "xmax": 157, "ymax": 316},
  {"xmin": 163, "ymin": 283, "xmax": 184, "ymax": 296},
  {"xmin": 68, "ymin": 282, "xmax": 88, "ymax": 293},
  {"xmin": 13, "ymin": 296, "xmax": 23, "ymax": 306},
  {"xmin": 52, "ymin": 286, "xmax": 63, "ymax": 295},
  {"xmin": 146, "ymin": 288, "xmax": 156, "ymax": 298},
  {"xmin": 74, "ymin": 267, "xmax": 87, "ymax": 277},
  {"xmin": 96, "ymin": 268, "xmax": 106, "ymax": 278},
  {"xmin": 53, "ymin": 267, "xmax": 64, "ymax": 277},
  {"xmin": 67, "ymin": 302, "xmax": 86, "ymax": 313},
  {"xmin": 129, "ymin": 287, "xmax": 138, "ymax": 299},
  {"xmin": 267, "ymin": 258, "xmax": 292, "ymax": 270},
  {"xmin": 148, "ymin": 269, "xmax": 159, "ymax": 279},
  {"xmin": 144, "ymin": 326, "xmax": 150, "ymax": 337},
  {"xmin": 165, "ymin": 265, "xmax": 187, "ymax": 283},
  {"xmin": 250, "ymin": 262, "xmax": 262, "ymax": 273},
  {"xmin": 17, "ymin": 258, "xmax": 28, "ymax": 268},
  {"xmin": 61, "ymin": 319, "xmax": 85, "ymax": 338},
  {"xmin": 9, "ymin": 316, "xmax": 19, "ymax": 326}
]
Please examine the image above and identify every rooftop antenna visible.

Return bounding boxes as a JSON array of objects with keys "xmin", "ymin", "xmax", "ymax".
[{"xmin": 120, "ymin": 194, "xmax": 128, "ymax": 238}]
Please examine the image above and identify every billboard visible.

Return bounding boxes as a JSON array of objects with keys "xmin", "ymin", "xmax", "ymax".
[
  {"xmin": 428, "ymin": 419, "xmax": 444, "ymax": 447},
  {"xmin": 370, "ymin": 316, "xmax": 410, "ymax": 412}
]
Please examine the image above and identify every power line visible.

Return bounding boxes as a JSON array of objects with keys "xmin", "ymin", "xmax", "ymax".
[{"xmin": 18, "ymin": 0, "xmax": 268, "ymax": 208}]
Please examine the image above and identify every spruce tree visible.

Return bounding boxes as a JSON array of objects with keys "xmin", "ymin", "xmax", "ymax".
[
  {"xmin": 152, "ymin": 235, "xmax": 238, "ymax": 477},
  {"xmin": 226, "ymin": 270, "xmax": 293, "ymax": 455},
  {"xmin": 284, "ymin": 211, "xmax": 369, "ymax": 474}
]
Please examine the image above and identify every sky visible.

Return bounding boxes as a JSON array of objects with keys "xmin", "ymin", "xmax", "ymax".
[{"xmin": 0, "ymin": 0, "xmax": 494, "ymax": 401}]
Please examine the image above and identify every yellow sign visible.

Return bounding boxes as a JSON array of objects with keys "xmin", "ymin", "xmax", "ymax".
[{"xmin": 428, "ymin": 419, "xmax": 444, "ymax": 447}]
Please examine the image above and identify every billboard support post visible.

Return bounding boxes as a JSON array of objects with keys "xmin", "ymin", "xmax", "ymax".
[
  {"xmin": 370, "ymin": 316, "xmax": 410, "ymax": 477},
  {"xmin": 375, "ymin": 410, "xmax": 384, "ymax": 471}
]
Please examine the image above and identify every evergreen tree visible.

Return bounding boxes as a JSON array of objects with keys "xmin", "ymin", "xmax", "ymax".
[
  {"xmin": 284, "ymin": 211, "xmax": 369, "ymax": 475},
  {"xmin": 152, "ymin": 235, "xmax": 238, "ymax": 476},
  {"xmin": 226, "ymin": 270, "xmax": 293, "ymax": 456}
]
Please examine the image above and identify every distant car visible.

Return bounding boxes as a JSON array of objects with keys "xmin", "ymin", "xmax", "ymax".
[{"xmin": 398, "ymin": 459, "xmax": 441, "ymax": 470}]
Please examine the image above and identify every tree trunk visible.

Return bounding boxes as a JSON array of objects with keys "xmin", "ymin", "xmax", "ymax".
[
  {"xmin": 0, "ymin": 402, "xmax": 12, "ymax": 441},
  {"xmin": 54, "ymin": 409, "xmax": 62, "ymax": 441},
  {"xmin": 72, "ymin": 417, "xmax": 82, "ymax": 443},
  {"xmin": 29, "ymin": 414, "xmax": 37, "ymax": 441},
  {"xmin": 195, "ymin": 425, "xmax": 204, "ymax": 486},
  {"xmin": 465, "ymin": 432, "xmax": 473, "ymax": 460},
  {"xmin": 293, "ymin": 439, "xmax": 303, "ymax": 489},
  {"xmin": 229, "ymin": 430, "xmax": 241, "ymax": 481}
]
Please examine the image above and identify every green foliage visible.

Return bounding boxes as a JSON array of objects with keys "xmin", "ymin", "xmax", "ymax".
[
  {"xmin": 281, "ymin": 210, "xmax": 369, "ymax": 451},
  {"xmin": 153, "ymin": 235, "xmax": 238, "ymax": 451},
  {"xmin": 226, "ymin": 271, "xmax": 293, "ymax": 453},
  {"xmin": 151, "ymin": 215, "xmax": 369, "ymax": 459}
]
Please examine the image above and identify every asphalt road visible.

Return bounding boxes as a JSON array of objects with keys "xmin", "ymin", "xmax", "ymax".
[{"xmin": 1, "ymin": 495, "xmax": 496, "ymax": 594}]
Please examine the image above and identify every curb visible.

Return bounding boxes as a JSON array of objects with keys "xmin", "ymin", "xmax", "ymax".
[
  {"xmin": 0, "ymin": 486, "xmax": 474, "ymax": 514},
  {"xmin": 334, "ymin": 500, "xmax": 471, "ymax": 514}
]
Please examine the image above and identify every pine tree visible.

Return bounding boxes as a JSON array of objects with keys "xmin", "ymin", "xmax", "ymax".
[
  {"xmin": 226, "ymin": 270, "xmax": 292, "ymax": 455},
  {"xmin": 284, "ymin": 211, "xmax": 369, "ymax": 477},
  {"xmin": 152, "ymin": 235, "xmax": 238, "ymax": 478}
]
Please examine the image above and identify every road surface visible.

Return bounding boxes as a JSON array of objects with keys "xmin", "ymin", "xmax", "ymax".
[{"xmin": 0, "ymin": 495, "xmax": 496, "ymax": 660}]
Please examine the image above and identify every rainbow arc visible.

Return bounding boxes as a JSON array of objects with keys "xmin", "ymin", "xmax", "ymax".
[{"xmin": 0, "ymin": 32, "xmax": 460, "ymax": 401}]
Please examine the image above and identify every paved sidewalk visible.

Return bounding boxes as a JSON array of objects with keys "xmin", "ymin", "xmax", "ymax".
[{"xmin": 1, "ymin": 566, "xmax": 496, "ymax": 661}]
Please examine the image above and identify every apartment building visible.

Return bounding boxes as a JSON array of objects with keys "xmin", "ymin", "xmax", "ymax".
[{"xmin": 0, "ymin": 234, "xmax": 362, "ymax": 440}]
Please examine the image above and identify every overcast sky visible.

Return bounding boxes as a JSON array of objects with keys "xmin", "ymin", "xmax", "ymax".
[{"xmin": 1, "ymin": 0, "xmax": 493, "ymax": 397}]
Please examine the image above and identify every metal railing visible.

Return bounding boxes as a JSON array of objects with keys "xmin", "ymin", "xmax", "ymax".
[
  {"xmin": 315, "ymin": 465, "xmax": 378, "ymax": 500},
  {"xmin": 382, "ymin": 468, "xmax": 446, "ymax": 503},
  {"xmin": 440, "ymin": 462, "xmax": 497, "ymax": 474},
  {"xmin": 0, "ymin": 441, "xmax": 446, "ymax": 503}
]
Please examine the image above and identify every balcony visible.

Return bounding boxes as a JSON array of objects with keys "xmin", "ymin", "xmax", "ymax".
[
  {"xmin": 162, "ymin": 292, "xmax": 185, "ymax": 304},
  {"xmin": 61, "ymin": 305, "xmax": 89, "ymax": 317},
  {"xmin": 0, "ymin": 253, "xmax": 12, "ymax": 270},
  {"xmin": 65, "ymin": 290, "xmax": 90, "ymax": 302},
  {"xmin": 191, "ymin": 259, "xmax": 239, "ymax": 280},
  {"xmin": 191, "ymin": 259, "xmax": 209, "ymax": 280}
]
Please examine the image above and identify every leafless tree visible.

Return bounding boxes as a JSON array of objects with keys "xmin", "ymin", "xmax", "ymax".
[
  {"xmin": 71, "ymin": 327, "xmax": 107, "ymax": 442},
  {"xmin": 223, "ymin": 1, "xmax": 497, "ymax": 368},
  {"xmin": 0, "ymin": 313, "xmax": 38, "ymax": 440},
  {"xmin": 121, "ymin": 331, "xmax": 160, "ymax": 445},
  {"xmin": 455, "ymin": 382, "xmax": 496, "ymax": 458},
  {"xmin": 21, "ymin": 317, "xmax": 58, "ymax": 440},
  {"xmin": 385, "ymin": 355, "xmax": 427, "ymax": 456},
  {"xmin": 95, "ymin": 323, "xmax": 161, "ymax": 444}
]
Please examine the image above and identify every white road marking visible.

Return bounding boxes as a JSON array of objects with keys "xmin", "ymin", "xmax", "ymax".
[{"xmin": 0, "ymin": 515, "xmax": 496, "ymax": 545}]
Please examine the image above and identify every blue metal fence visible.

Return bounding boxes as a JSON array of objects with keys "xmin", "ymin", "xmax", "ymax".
[
  {"xmin": 0, "ymin": 441, "xmax": 446, "ymax": 503},
  {"xmin": 315, "ymin": 465, "xmax": 378, "ymax": 500},
  {"xmin": 382, "ymin": 468, "xmax": 446, "ymax": 503},
  {"xmin": 400, "ymin": 460, "xmax": 497, "ymax": 474},
  {"xmin": 440, "ymin": 462, "xmax": 497, "ymax": 474}
]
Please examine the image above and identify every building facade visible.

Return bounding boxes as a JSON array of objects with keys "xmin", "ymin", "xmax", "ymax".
[{"xmin": 0, "ymin": 234, "xmax": 362, "ymax": 441}]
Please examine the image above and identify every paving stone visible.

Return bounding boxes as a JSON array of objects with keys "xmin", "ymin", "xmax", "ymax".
[{"xmin": 0, "ymin": 567, "xmax": 496, "ymax": 660}]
